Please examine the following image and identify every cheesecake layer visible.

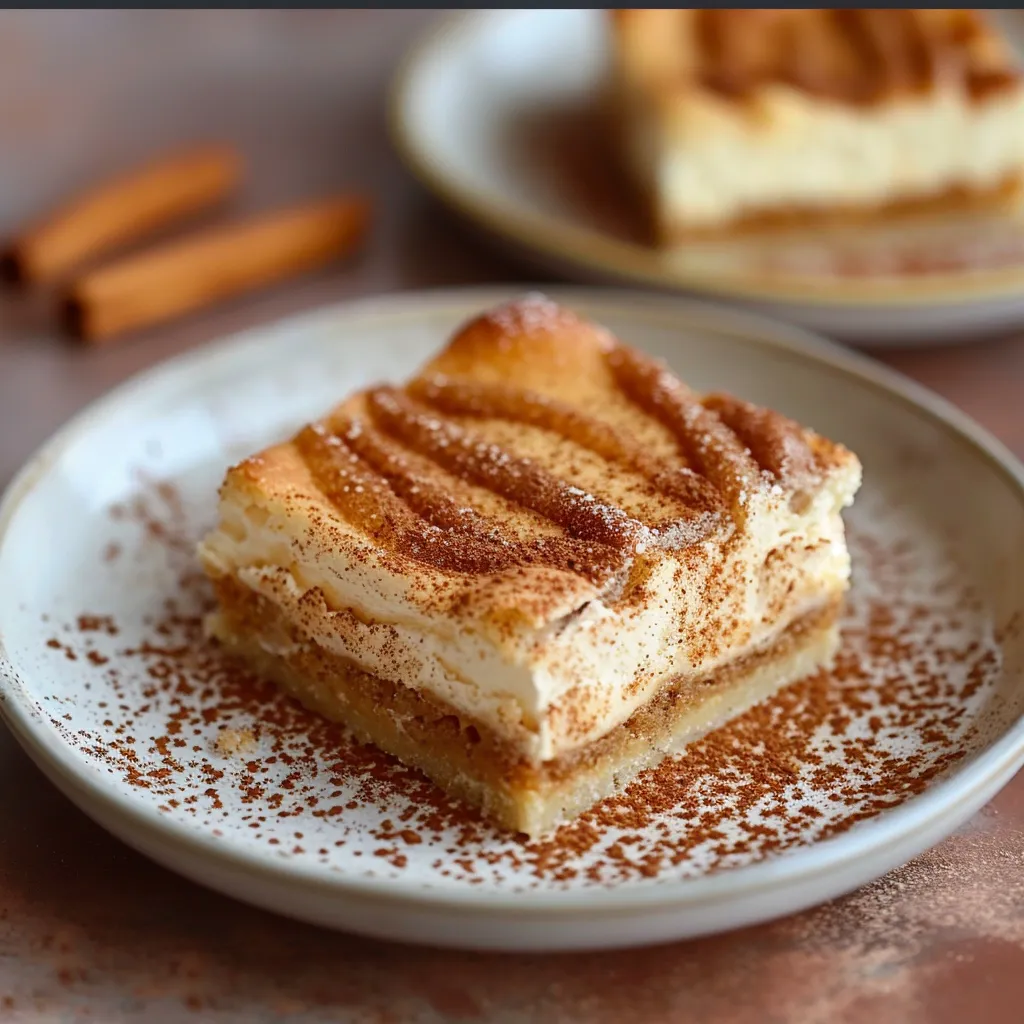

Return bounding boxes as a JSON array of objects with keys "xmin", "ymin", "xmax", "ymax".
[
  {"xmin": 207, "ymin": 573, "xmax": 842, "ymax": 836},
  {"xmin": 622, "ymin": 86, "xmax": 1024, "ymax": 237}
]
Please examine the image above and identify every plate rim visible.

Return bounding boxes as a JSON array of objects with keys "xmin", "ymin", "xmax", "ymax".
[
  {"xmin": 390, "ymin": 9, "xmax": 1024, "ymax": 310},
  {"xmin": 2, "ymin": 284, "xmax": 1024, "ymax": 916}
]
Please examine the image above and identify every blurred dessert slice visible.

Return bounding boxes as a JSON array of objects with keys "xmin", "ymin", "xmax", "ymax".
[{"xmin": 609, "ymin": 9, "xmax": 1024, "ymax": 242}]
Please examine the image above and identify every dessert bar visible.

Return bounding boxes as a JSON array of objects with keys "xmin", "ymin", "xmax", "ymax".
[
  {"xmin": 609, "ymin": 9, "xmax": 1024, "ymax": 241},
  {"xmin": 200, "ymin": 296, "xmax": 862, "ymax": 835}
]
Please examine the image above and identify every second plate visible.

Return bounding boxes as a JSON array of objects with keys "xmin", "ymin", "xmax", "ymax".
[{"xmin": 392, "ymin": 9, "xmax": 1024, "ymax": 346}]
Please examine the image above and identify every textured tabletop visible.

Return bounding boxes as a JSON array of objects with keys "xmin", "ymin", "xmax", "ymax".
[{"xmin": 1, "ymin": 11, "xmax": 1022, "ymax": 1023}]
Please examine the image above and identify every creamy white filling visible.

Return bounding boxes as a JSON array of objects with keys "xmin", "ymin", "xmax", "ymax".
[
  {"xmin": 625, "ymin": 86, "xmax": 1024, "ymax": 229},
  {"xmin": 200, "ymin": 463, "xmax": 859, "ymax": 764}
]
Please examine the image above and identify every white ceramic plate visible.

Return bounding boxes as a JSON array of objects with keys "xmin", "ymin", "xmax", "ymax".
[
  {"xmin": 392, "ymin": 10, "xmax": 1024, "ymax": 346},
  {"xmin": 1, "ymin": 287, "xmax": 1024, "ymax": 952}
]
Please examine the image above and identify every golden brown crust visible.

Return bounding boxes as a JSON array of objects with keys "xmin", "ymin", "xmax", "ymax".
[
  {"xmin": 226, "ymin": 296, "xmax": 856, "ymax": 589},
  {"xmin": 611, "ymin": 9, "xmax": 1021, "ymax": 106},
  {"xmin": 654, "ymin": 175, "xmax": 1024, "ymax": 244}
]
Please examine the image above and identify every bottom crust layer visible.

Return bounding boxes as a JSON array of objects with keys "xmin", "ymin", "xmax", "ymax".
[
  {"xmin": 655, "ymin": 176, "xmax": 1023, "ymax": 244},
  {"xmin": 207, "ymin": 577, "xmax": 842, "ymax": 836}
]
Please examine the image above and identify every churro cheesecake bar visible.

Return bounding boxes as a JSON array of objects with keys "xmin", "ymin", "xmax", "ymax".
[
  {"xmin": 609, "ymin": 9, "xmax": 1024, "ymax": 242},
  {"xmin": 199, "ymin": 297, "xmax": 862, "ymax": 836}
]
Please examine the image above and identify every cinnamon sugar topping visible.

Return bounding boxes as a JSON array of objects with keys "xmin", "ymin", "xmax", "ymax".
[
  {"xmin": 702, "ymin": 392, "xmax": 823, "ymax": 487},
  {"xmin": 294, "ymin": 418, "xmax": 626, "ymax": 584},
  {"xmin": 365, "ymin": 386, "xmax": 647, "ymax": 552},
  {"xmin": 410, "ymin": 373, "xmax": 724, "ymax": 523},
  {"xmin": 606, "ymin": 345, "xmax": 767, "ymax": 514},
  {"xmin": 278, "ymin": 299, "xmax": 850, "ymax": 592},
  {"xmin": 616, "ymin": 9, "xmax": 1020, "ymax": 104}
]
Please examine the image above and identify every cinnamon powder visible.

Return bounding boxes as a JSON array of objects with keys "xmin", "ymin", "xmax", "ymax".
[{"xmin": 39, "ymin": 478, "xmax": 1009, "ymax": 886}]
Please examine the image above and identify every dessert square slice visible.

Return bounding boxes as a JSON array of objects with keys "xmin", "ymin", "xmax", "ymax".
[
  {"xmin": 609, "ymin": 9, "xmax": 1024, "ymax": 242},
  {"xmin": 199, "ymin": 296, "xmax": 862, "ymax": 836}
]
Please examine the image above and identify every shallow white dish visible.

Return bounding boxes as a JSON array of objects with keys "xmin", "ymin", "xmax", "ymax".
[
  {"xmin": 1, "ymin": 286, "xmax": 1024, "ymax": 952},
  {"xmin": 392, "ymin": 9, "xmax": 1024, "ymax": 346}
]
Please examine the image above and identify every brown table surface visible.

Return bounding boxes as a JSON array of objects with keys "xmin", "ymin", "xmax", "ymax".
[{"xmin": 2, "ymin": 11, "xmax": 1023, "ymax": 1023}]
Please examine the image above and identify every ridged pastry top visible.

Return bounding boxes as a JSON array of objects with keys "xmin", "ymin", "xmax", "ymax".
[
  {"xmin": 227, "ymin": 296, "xmax": 854, "ymax": 622},
  {"xmin": 611, "ymin": 9, "xmax": 1021, "ymax": 105}
]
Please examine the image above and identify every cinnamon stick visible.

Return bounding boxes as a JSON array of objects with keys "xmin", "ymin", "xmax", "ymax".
[
  {"xmin": 4, "ymin": 145, "xmax": 242, "ymax": 284},
  {"xmin": 63, "ymin": 195, "xmax": 372, "ymax": 344}
]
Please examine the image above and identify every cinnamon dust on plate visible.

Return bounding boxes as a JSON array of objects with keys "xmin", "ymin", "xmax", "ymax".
[{"xmin": 37, "ymin": 477, "xmax": 1008, "ymax": 886}]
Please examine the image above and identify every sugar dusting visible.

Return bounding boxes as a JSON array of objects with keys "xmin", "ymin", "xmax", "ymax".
[{"xmin": 11, "ymin": 474, "xmax": 1011, "ymax": 894}]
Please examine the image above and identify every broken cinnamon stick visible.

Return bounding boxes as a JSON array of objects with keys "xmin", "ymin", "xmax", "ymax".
[
  {"xmin": 5, "ymin": 144, "xmax": 242, "ymax": 284},
  {"xmin": 63, "ymin": 194, "xmax": 372, "ymax": 344}
]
